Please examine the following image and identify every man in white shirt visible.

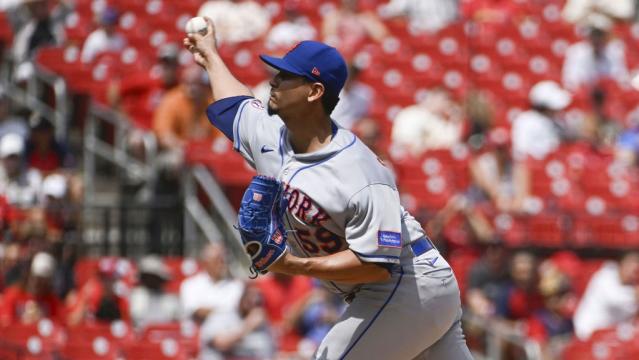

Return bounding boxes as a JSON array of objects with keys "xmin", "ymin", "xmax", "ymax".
[
  {"xmin": 391, "ymin": 88, "xmax": 463, "ymax": 157},
  {"xmin": 179, "ymin": 243, "xmax": 244, "ymax": 324},
  {"xmin": 573, "ymin": 252, "xmax": 639, "ymax": 340},
  {"xmin": 562, "ymin": 0, "xmax": 634, "ymax": 24},
  {"xmin": 562, "ymin": 16, "xmax": 629, "ymax": 91},
  {"xmin": 80, "ymin": 7, "xmax": 126, "ymax": 63},
  {"xmin": 265, "ymin": 1, "xmax": 317, "ymax": 52},
  {"xmin": 130, "ymin": 256, "xmax": 180, "ymax": 329},
  {"xmin": 379, "ymin": 0, "xmax": 458, "ymax": 34},
  {"xmin": 0, "ymin": 133, "xmax": 42, "ymax": 207},
  {"xmin": 197, "ymin": 0, "xmax": 270, "ymax": 45},
  {"xmin": 511, "ymin": 81, "xmax": 571, "ymax": 161}
]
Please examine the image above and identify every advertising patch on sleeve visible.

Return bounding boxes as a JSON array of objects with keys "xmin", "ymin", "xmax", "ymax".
[{"xmin": 378, "ymin": 231, "xmax": 402, "ymax": 248}]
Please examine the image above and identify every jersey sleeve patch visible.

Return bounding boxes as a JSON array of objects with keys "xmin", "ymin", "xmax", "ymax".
[{"xmin": 378, "ymin": 231, "xmax": 402, "ymax": 248}]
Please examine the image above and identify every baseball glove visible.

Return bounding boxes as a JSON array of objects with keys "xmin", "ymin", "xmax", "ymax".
[{"xmin": 237, "ymin": 175, "xmax": 288, "ymax": 277}]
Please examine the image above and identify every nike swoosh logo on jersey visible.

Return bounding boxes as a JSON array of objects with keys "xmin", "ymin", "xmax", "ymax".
[
  {"xmin": 425, "ymin": 256, "xmax": 438, "ymax": 267},
  {"xmin": 261, "ymin": 145, "xmax": 274, "ymax": 153}
]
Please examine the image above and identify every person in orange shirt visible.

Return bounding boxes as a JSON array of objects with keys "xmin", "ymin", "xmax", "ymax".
[{"xmin": 153, "ymin": 64, "xmax": 218, "ymax": 151}]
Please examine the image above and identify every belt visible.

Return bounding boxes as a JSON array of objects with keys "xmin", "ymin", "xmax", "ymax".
[{"xmin": 410, "ymin": 236, "xmax": 435, "ymax": 257}]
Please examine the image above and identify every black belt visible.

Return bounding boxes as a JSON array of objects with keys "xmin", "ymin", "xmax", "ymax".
[{"xmin": 409, "ymin": 236, "xmax": 435, "ymax": 257}]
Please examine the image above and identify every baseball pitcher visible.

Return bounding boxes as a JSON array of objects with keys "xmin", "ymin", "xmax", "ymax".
[{"xmin": 184, "ymin": 18, "xmax": 473, "ymax": 360}]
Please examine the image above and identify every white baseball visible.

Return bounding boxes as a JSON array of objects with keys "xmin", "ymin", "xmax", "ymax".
[{"xmin": 185, "ymin": 17, "xmax": 208, "ymax": 36}]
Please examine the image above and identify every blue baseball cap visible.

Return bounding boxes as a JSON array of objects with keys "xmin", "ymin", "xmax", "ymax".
[{"xmin": 259, "ymin": 41, "xmax": 348, "ymax": 98}]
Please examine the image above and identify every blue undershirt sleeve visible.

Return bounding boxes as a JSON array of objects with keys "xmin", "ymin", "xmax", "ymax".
[{"xmin": 206, "ymin": 95, "xmax": 253, "ymax": 141}]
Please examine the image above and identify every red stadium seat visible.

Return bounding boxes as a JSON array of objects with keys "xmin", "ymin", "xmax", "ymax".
[
  {"xmin": 74, "ymin": 257, "xmax": 138, "ymax": 289},
  {"xmin": 163, "ymin": 257, "xmax": 200, "ymax": 293},
  {"xmin": 123, "ymin": 339, "xmax": 188, "ymax": 360},
  {"xmin": 0, "ymin": 319, "xmax": 65, "ymax": 353},
  {"xmin": 66, "ymin": 321, "xmax": 135, "ymax": 348},
  {"xmin": 60, "ymin": 337, "xmax": 120, "ymax": 360},
  {"xmin": 141, "ymin": 322, "xmax": 199, "ymax": 358},
  {"xmin": 525, "ymin": 214, "xmax": 565, "ymax": 247},
  {"xmin": 0, "ymin": 12, "xmax": 14, "ymax": 46}
]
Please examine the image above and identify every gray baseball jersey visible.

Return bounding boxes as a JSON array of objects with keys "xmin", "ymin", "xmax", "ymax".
[{"xmin": 207, "ymin": 96, "xmax": 473, "ymax": 359}]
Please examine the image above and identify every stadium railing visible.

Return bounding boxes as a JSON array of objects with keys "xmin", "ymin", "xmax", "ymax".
[{"xmin": 464, "ymin": 312, "xmax": 543, "ymax": 360}]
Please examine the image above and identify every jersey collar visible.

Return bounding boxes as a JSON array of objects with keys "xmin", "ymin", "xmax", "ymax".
[{"xmin": 281, "ymin": 121, "xmax": 354, "ymax": 163}]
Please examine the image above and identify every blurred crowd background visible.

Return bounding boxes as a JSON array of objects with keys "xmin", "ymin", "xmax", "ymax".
[{"xmin": 2, "ymin": 0, "xmax": 639, "ymax": 359}]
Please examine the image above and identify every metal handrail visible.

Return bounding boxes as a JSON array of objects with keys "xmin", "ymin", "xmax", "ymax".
[
  {"xmin": 32, "ymin": 63, "xmax": 71, "ymax": 141},
  {"xmin": 83, "ymin": 102, "xmax": 158, "ymax": 205},
  {"xmin": 185, "ymin": 165, "xmax": 250, "ymax": 277},
  {"xmin": 463, "ymin": 311, "xmax": 543, "ymax": 360}
]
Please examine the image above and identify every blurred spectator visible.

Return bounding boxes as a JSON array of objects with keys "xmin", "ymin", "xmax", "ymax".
[
  {"xmin": 0, "ymin": 252, "xmax": 63, "ymax": 325},
  {"xmin": 0, "ymin": 88, "xmax": 29, "ymax": 140},
  {"xmin": 0, "ymin": 0, "xmax": 21, "ymax": 11},
  {"xmin": 616, "ymin": 77, "xmax": 639, "ymax": 165},
  {"xmin": 110, "ymin": 43, "xmax": 181, "ymax": 130},
  {"xmin": 80, "ymin": 7, "xmax": 126, "ymax": 64},
  {"xmin": 576, "ymin": 85, "xmax": 623, "ymax": 150},
  {"xmin": 495, "ymin": 251, "xmax": 544, "ymax": 321},
  {"xmin": 11, "ymin": 0, "xmax": 70, "ymax": 81},
  {"xmin": 265, "ymin": 0, "xmax": 317, "ymax": 52},
  {"xmin": 12, "ymin": 207, "xmax": 50, "ymax": 246},
  {"xmin": 199, "ymin": 283, "xmax": 274, "ymax": 360},
  {"xmin": 197, "ymin": 0, "xmax": 270, "ymax": 45},
  {"xmin": 297, "ymin": 287, "xmax": 343, "ymax": 356},
  {"xmin": 322, "ymin": 0, "xmax": 388, "ymax": 59},
  {"xmin": 466, "ymin": 241, "xmax": 510, "ymax": 317},
  {"xmin": 562, "ymin": 0, "xmax": 635, "ymax": 24},
  {"xmin": 352, "ymin": 117, "xmax": 386, "ymax": 159},
  {"xmin": 331, "ymin": 64, "xmax": 373, "ymax": 129},
  {"xmin": 66, "ymin": 257, "xmax": 130, "ymax": 325},
  {"xmin": 391, "ymin": 88, "xmax": 464, "ymax": 157},
  {"xmin": 573, "ymin": 252, "xmax": 639, "ymax": 340},
  {"xmin": 464, "ymin": 90, "xmax": 495, "ymax": 149},
  {"xmin": 256, "ymin": 273, "xmax": 313, "ymax": 353},
  {"xmin": 379, "ymin": 0, "xmax": 458, "ymax": 34},
  {"xmin": 527, "ymin": 263, "xmax": 576, "ymax": 359},
  {"xmin": 469, "ymin": 127, "xmax": 529, "ymax": 213},
  {"xmin": 426, "ymin": 194, "xmax": 498, "ymax": 248},
  {"xmin": 130, "ymin": 255, "xmax": 180, "ymax": 329},
  {"xmin": 0, "ymin": 242, "xmax": 23, "ymax": 289},
  {"xmin": 40, "ymin": 173, "xmax": 76, "ymax": 233},
  {"xmin": 0, "ymin": 133, "xmax": 42, "ymax": 207},
  {"xmin": 616, "ymin": 122, "xmax": 639, "ymax": 166},
  {"xmin": 562, "ymin": 16, "xmax": 628, "ymax": 92},
  {"xmin": 49, "ymin": 239, "xmax": 77, "ymax": 300},
  {"xmin": 511, "ymin": 81, "xmax": 571, "ymax": 161},
  {"xmin": 179, "ymin": 243, "xmax": 243, "ymax": 324},
  {"xmin": 25, "ymin": 115, "xmax": 71, "ymax": 173},
  {"xmin": 153, "ymin": 65, "xmax": 216, "ymax": 152}
]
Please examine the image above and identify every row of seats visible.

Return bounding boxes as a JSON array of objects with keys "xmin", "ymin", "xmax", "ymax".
[
  {"xmin": 562, "ymin": 322, "xmax": 639, "ymax": 360},
  {"xmin": 0, "ymin": 320, "xmax": 197, "ymax": 359},
  {"xmin": 74, "ymin": 256, "xmax": 200, "ymax": 293}
]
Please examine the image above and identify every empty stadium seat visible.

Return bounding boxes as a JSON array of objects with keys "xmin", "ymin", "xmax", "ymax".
[
  {"xmin": 525, "ymin": 214, "xmax": 566, "ymax": 247},
  {"xmin": 60, "ymin": 337, "xmax": 119, "ymax": 360},
  {"xmin": 123, "ymin": 339, "xmax": 188, "ymax": 360},
  {"xmin": 66, "ymin": 321, "xmax": 135, "ymax": 348}
]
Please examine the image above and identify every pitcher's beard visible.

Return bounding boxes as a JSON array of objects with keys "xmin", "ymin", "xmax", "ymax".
[{"xmin": 267, "ymin": 104, "xmax": 277, "ymax": 116}]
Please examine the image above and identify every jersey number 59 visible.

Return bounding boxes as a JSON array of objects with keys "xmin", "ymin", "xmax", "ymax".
[{"xmin": 296, "ymin": 228, "xmax": 345, "ymax": 255}]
